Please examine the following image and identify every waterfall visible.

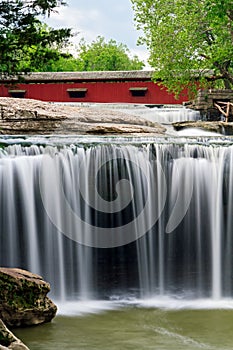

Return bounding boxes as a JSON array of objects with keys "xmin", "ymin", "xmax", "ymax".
[{"xmin": 0, "ymin": 137, "xmax": 232, "ymax": 301}]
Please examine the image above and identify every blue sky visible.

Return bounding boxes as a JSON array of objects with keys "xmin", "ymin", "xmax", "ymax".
[{"xmin": 45, "ymin": 0, "xmax": 150, "ymax": 67}]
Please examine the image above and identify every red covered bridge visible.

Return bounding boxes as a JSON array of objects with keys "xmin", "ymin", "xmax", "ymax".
[{"xmin": 0, "ymin": 71, "xmax": 188, "ymax": 105}]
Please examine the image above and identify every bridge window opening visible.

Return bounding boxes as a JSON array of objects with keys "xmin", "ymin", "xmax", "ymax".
[
  {"xmin": 129, "ymin": 87, "xmax": 148, "ymax": 97},
  {"xmin": 67, "ymin": 88, "xmax": 88, "ymax": 98},
  {"xmin": 8, "ymin": 90, "xmax": 26, "ymax": 98}
]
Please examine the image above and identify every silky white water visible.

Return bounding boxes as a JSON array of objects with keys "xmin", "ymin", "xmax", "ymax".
[
  {"xmin": 89, "ymin": 104, "xmax": 201, "ymax": 124},
  {"xmin": 0, "ymin": 137, "xmax": 232, "ymax": 304}
]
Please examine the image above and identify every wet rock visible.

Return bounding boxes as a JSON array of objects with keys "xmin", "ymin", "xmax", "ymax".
[
  {"xmin": 0, "ymin": 268, "xmax": 57, "ymax": 328},
  {"xmin": 172, "ymin": 120, "xmax": 233, "ymax": 135},
  {"xmin": 85, "ymin": 123, "xmax": 165, "ymax": 135},
  {"xmin": 0, "ymin": 97, "xmax": 166, "ymax": 135},
  {"xmin": 0, "ymin": 319, "xmax": 29, "ymax": 350}
]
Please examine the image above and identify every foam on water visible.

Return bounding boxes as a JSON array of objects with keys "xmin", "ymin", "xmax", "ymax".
[
  {"xmin": 55, "ymin": 296, "xmax": 233, "ymax": 317},
  {"xmin": 135, "ymin": 297, "xmax": 233, "ymax": 310},
  {"xmin": 56, "ymin": 300, "xmax": 121, "ymax": 316},
  {"xmin": 147, "ymin": 326, "xmax": 215, "ymax": 349},
  {"xmin": 177, "ymin": 128, "xmax": 223, "ymax": 137}
]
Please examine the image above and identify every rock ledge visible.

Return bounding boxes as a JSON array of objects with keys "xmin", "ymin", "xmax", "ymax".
[{"xmin": 0, "ymin": 97, "xmax": 166, "ymax": 135}]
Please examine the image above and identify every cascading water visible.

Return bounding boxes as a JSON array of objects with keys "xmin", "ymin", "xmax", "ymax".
[
  {"xmin": 92, "ymin": 104, "xmax": 201, "ymax": 124},
  {"xmin": 0, "ymin": 137, "xmax": 232, "ymax": 303}
]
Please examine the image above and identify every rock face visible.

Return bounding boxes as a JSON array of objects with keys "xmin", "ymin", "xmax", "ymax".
[
  {"xmin": 0, "ymin": 97, "xmax": 166, "ymax": 135},
  {"xmin": 0, "ymin": 319, "xmax": 29, "ymax": 350},
  {"xmin": 172, "ymin": 120, "xmax": 233, "ymax": 135},
  {"xmin": 0, "ymin": 268, "xmax": 57, "ymax": 328}
]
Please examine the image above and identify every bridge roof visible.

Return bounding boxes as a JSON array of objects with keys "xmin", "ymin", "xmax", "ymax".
[{"xmin": 0, "ymin": 70, "xmax": 154, "ymax": 83}]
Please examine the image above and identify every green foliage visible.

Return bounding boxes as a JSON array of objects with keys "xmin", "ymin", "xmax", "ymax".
[
  {"xmin": 49, "ymin": 36, "xmax": 145, "ymax": 71},
  {"xmin": 76, "ymin": 36, "xmax": 144, "ymax": 71},
  {"xmin": 131, "ymin": 0, "xmax": 233, "ymax": 96},
  {"xmin": 0, "ymin": 0, "xmax": 72, "ymax": 76},
  {"xmin": 40, "ymin": 55, "xmax": 82, "ymax": 72}
]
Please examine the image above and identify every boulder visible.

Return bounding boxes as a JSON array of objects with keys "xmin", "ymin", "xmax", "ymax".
[
  {"xmin": 0, "ymin": 268, "xmax": 57, "ymax": 328},
  {"xmin": 0, "ymin": 319, "xmax": 29, "ymax": 350}
]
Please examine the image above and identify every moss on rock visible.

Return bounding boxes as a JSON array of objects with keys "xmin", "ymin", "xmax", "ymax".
[
  {"xmin": 0, "ymin": 268, "xmax": 57, "ymax": 328},
  {"xmin": 0, "ymin": 319, "xmax": 29, "ymax": 349}
]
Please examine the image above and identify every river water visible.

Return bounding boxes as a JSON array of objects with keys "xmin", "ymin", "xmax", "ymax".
[{"xmin": 14, "ymin": 302, "xmax": 233, "ymax": 350}]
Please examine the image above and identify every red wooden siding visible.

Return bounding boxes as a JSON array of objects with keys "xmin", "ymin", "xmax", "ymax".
[{"xmin": 0, "ymin": 72, "xmax": 188, "ymax": 104}]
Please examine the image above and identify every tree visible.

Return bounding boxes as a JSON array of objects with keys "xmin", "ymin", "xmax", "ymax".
[
  {"xmin": 76, "ymin": 36, "xmax": 144, "ymax": 71},
  {"xmin": 0, "ymin": 0, "xmax": 72, "ymax": 76},
  {"xmin": 61, "ymin": 36, "xmax": 144, "ymax": 72},
  {"xmin": 131, "ymin": 0, "xmax": 233, "ymax": 96},
  {"xmin": 18, "ymin": 35, "xmax": 145, "ymax": 72}
]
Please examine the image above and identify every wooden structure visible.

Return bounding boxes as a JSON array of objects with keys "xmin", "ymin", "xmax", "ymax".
[
  {"xmin": 0, "ymin": 71, "xmax": 188, "ymax": 105},
  {"xmin": 189, "ymin": 89, "xmax": 233, "ymax": 121},
  {"xmin": 214, "ymin": 101, "xmax": 233, "ymax": 123}
]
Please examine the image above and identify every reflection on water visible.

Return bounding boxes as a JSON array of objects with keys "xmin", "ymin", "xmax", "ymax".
[{"xmin": 14, "ymin": 305, "xmax": 233, "ymax": 350}]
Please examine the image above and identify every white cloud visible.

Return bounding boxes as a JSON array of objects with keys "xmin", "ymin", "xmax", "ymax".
[{"xmin": 44, "ymin": 0, "xmax": 150, "ymax": 66}]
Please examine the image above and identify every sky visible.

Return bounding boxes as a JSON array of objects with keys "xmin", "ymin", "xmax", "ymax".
[{"xmin": 44, "ymin": 0, "xmax": 150, "ymax": 68}]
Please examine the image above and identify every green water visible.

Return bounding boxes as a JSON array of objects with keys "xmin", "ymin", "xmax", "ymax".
[{"xmin": 14, "ymin": 306, "xmax": 233, "ymax": 350}]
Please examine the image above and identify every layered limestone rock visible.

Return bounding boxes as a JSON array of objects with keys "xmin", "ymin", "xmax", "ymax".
[
  {"xmin": 0, "ymin": 319, "xmax": 29, "ymax": 350},
  {"xmin": 0, "ymin": 268, "xmax": 57, "ymax": 328},
  {"xmin": 0, "ymin": 97, "xmax": 166, "ymax": 135}
]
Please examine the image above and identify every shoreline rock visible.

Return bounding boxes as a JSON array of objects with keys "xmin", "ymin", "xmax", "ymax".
[{"xmin": 0, "ymin": 268, "xmax": 57, "ymax": 328}]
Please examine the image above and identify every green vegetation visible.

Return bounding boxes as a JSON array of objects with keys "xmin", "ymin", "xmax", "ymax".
[
  {"xmin": 131, "ymin": 0, "xmax": 233, "ymax": 96},
  {"xmin": 0, "ymin": 1, "xmax": 144, "ymax": 74},
  {"xmin": 0, "ymin": 0, "xmax": 72, "ymax": 76},
  {"xmin": 40, "ymin": 36, "xmax": 145, "ymax": 71}
]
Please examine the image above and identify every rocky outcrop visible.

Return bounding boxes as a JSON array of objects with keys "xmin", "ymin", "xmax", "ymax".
[
  {"xmin": 0, "ymin": 268, "xmax": 57, "ymax": 328},
  {"xmin": 0, "ymin": 97, "xmax": 166, "ymax": 135},
  {"xmin": 0, "ymin": 319, "xmax": 29, "ymax": 350},
  {"xmin": 172, "ymin": 120, "xmax": 233, "ymax": 135}
]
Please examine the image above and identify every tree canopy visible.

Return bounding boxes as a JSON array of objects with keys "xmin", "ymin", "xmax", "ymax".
[
  {"xmin": 131, "ymin": 0, "xmax": 233, "ymax": 96},
  {"xmin": 45, "ymin": 36, "xmax": 145, "ymax": 71},
  {"xmin": 0, "ymin": 0, "xmax": 72, "ymax": 76}
]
